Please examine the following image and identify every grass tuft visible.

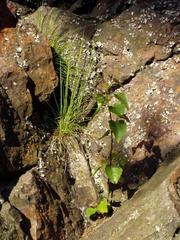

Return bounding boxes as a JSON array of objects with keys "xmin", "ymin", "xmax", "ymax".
[{"xmin": 36, "ymin": 7, "xmax": 99, "ymax": 136}]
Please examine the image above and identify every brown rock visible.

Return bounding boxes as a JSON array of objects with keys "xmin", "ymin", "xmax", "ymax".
[
  {"xmin": 0, "ymin": 27, "xmax": 32, "ymax": 120},
  {"xmin": 123, "ymin": 55, "xmax": 180, "ymax": 160},
  {"xmin": 81, "ymin": 156, "xmax": 180, "ymax": 240},
  {"xmin": 0, "ymin": 201, "xmax": 30, "ymax": 240},
  {"xmin": 27, "ymin": 6, "xmax": 96, "ymax": 41},
  {"xmin": 85, "ymin": 0, "xmax": 180, "ymax": 192},
  {"xmin": 36, "ymin": 138, "xmax": 84, "ymax": 239},
  {"xmin": 0, "ymin": 19, "xmax": 58, "ymax": 175},
  {"xmin": 0, "ymin": 22, "xmax": 58, "ymax": 120},
  {"xmin": 39, "ymin": 136, "xmax": 98, "ymax": 209},
  {"xmin": 17, "ymin": 24, "xmax": 58, "ymax": 101},
  {"xmin": 66, "ymin": 137, "xmax": 98, "ymax": 208},
  {"xmin": 9, "ymin": 170, "xmax": 67, "ymax": 240},
  {"xmin": 93, "ymin": 1, "xmax": 179, "ymax": 91}
]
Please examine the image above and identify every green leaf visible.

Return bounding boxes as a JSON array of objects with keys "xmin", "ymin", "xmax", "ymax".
[
  {"xmin": 85, "ymin": 207, "xmax": 97, "ymax": 218},
  {"xmin": 115, "ymin": 92, "xmax": 129, "ymax": 109},
  {"xmin": 105, "ymin": 165, "xmax": 123, "ymax": 184},
  {"xmin": 94, "ymin": 93, "xmax": 108, "ymax": 116},
  {"xmin": 97, "ymin": 198, "xmax": 109, "ymax": 214},
  {"xmin": 109, "ymin": 103, "xmax": 126, "ymax": 117},
  {"xmin": 109, "ymin": 120, "xmax": 127, "ymax": 143},
  {"xmin": 120, "ymin": 158, "xmax": 127, "ymax": 167}
]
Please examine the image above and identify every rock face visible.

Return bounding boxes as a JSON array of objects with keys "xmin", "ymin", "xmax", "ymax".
[
  {"xmin": 0, "ymin": 3, "xmax": 85, "ymax": 238},
  {"xmin": 0, "ymin": 139, "xmax": 84, "ymax": 240},
  {"xmin": 0, "ymin": 0, "xmax": 180, "ymax": 240},
  {"xmin": 82, "ymin": 156, "xmax": 180, "ymax": 240},
  {"xmin": 26, "ymin": 5, "xmax": 97, "ymax": 41},
  {"xmin": 9, "ymin": 170, "xmax": 69, "ymax": 240},
  {"xmin": 0, "ymin": 2, "xmax": 90, "ymax": 240},
  {"xmin": 66, "ymin": 137, "xmax": 98, "ymax": 208},
  {"xmin": 86, "ymin": 0, "xmax": 180, "ymax": 191},
  {"xmin": 0, "ymin": 23, "xmax": 57, "ymax": 117},
  {"xmin": 0, "ymin": 201, "xmax": 32, "ymax": 240},
  {"xmin": 94, "ymin": 0, "xmax": 179, "ymax": 90},
  {"xmin": 0, "ymin": 16, "xmax": 58, "ymax": 177}
]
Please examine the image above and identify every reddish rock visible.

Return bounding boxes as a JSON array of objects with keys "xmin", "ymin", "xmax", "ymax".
[
  {"xmin": 0, "ymin": 23, "xmax": 58, "ymax": 119},
  {"xmin": 0, "ymin": 19, "xmax": 58, "ymax": 176},
  {"xmin": 123, "ymin": 55, "xmax": 180, "ymax": 160},
  {"xmin": 93, "ymin": 2, "xmax": 179, "ymax": 91},
  {"xmin": 85, "ymin": 0, "xmax": 180, "ymax": 192},
  {"xmin": 9, "ymin": 170, "xmax": 67, "ymax": 240}
]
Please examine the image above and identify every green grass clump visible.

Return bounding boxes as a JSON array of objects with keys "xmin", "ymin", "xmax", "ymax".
[
  {"xmin": 36, "ymin": 7, "xmax": 99, "ymax": 136},
  {"xmin": 55, "ymin": 40, "xmax": 96, "ymax": 136}
]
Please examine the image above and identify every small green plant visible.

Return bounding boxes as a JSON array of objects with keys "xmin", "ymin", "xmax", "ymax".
[
  {"xmin": 85, "ymin": 198, "xmax": 110, "ymax": 218},
  {"xmin": 85, "ymin": 92, "xmax": 129, "ymax": 219}
]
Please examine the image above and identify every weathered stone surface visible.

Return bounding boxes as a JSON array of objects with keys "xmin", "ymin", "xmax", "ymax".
[
  {"xmin": 123, "ymin": 55, "xmax": 180, "ymax": 160},
  {"xmin": 86, "ymin": 55, "xmax": 180, "ymax": 190},
  {"xmin": 0, "ymin": 1, "xmax": 179, "ymax": 240},
  {"xmin": 84, "ymin": 0, "xmax": 180, "ymax": 193},
  {"xmin": 0, "ymin": 17, "xmax": 58, "ymax": 176},
  {"xmin": 66, "ymin": 137, "xmax": 98, "ymax": 208},
  {"xmin": 38, "ymin": 136, "xmax": 98, "ymax": 209},
  {"xmin": 34, "ymin": 138, "xmax": 85, "ymax": 239},
  {"xmin": 81, "ymin": 156, "xmax": 180, "ymax": 240},
  {"xmin": 27, "ymin": 6, "xmax": 97, "ymax": 41},
  {"xmin": 0, "ymin": 201, "xmax": 30, "ymax": 240},
  {"xmin": 93, "ymin": 0, "xmax": 180, "ymax": 91},
  {"xmin": 9, "ymin": 170, "xmax": 67, "ymax": 240},
  {"xmin": 0, "ymin": 22, "xmax": 58, "ymax": 117}
]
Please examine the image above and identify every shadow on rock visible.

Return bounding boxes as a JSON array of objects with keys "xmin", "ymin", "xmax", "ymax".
[{"xmin": 0, "ymin": 1, "xmax": 17, "ymax": 30}]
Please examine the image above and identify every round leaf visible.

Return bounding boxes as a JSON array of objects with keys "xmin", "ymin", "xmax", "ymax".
[
  {"xmin": 94, "ymin": 93, "xmax": 108, "ymax": 115},
  {"xmin": 115, "ymin": 92, "xmax": 129, "ymax": 109},
  {"xmin": 85, "ymin": 207, "xmax": 97, "ymax": 218},
  {"xmin": 105, "ymin": 165, "xmax": 123, "ymax": 184},
  {"xmin": 97, "ymin": 198, "xmax": 109, "ymax": 214},
  {"xmin": 109, "ymin": 103, "xmax": 126, "ymax": 117},
  {"xmin": 109, "ymin": 120, "xmax": 127, "ymax": 143}
]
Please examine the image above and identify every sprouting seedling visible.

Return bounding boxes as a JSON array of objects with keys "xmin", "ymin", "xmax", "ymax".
[
  {"xmin": 99, "ymin": 92, "xmax": 128, "ymax": 183},
  {"xmin": 85, "ymin": 92, "xmax": 129, "ymax": 219},
  {"xmin": 85, "ymin": 198, "xmax": 110, "ymax": 219},
  {"xmin": 109, "ymin": 92, "xmax": 128, "ymax": 143}
]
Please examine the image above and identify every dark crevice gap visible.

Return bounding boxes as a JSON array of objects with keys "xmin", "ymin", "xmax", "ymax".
[
  {"xmin": 73, "ymin": 0, "xmax": 98, "ymax": 15},
  {"xmin": 115, "ymin": 140, "xmax": 163, "ymax": 200},
  {"xmin": 26, "ymin": 77, "xmax": 40, "ymax": 110},
  {"xmin": 0, "ymin": 85, "xmax": 20, "ymax": 147},
  {"xmin": 26, "ymin": 77, "xmax": 57, "ymax": 131},
  {"xmin": 15, "ymin": 207, "xmax": 33, "ymax": 240},
  {"xmin": 173, "ymin": 227, "xmax": 180, "ymax": 238},
  {"xmin": 81, "ymin": 140, "xmax": 94, "ymax": 179},
  {"xmin": 122, "ymin": 155, "xmax": 160, "ymax": 198},
  {"xmin": 0, "ymin": 1, "xmax": 17, "ymax": 29},
  {"xmin": 0, "ymin": 203, "xmax": 33, "ymax": 239},
  {"xmin": 108, "ymin": 0, "xmax": 135, "ymax": 20}
]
